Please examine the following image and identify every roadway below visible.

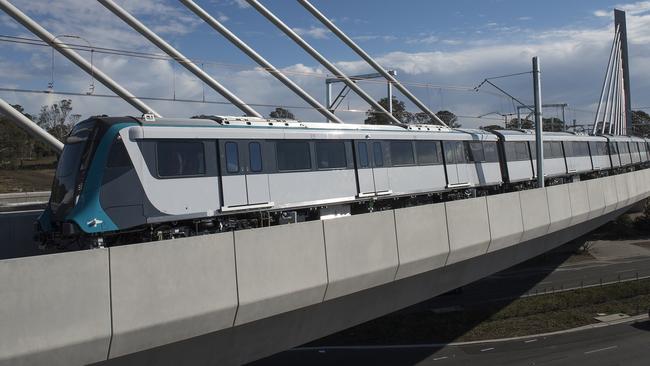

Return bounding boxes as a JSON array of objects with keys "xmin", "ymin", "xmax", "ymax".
[{"xmin": 253, "ymin": 318, "xmax": 650, "ymax": 365}]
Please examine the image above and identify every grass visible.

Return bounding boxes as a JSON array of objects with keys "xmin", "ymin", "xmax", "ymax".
[
  {"xmin": 312, "ymin": 278, "xmax": 650, "ymax": 346},
  {"xmin": 0, "ymin": 168, "xmax": 54, "ymax": 193}
]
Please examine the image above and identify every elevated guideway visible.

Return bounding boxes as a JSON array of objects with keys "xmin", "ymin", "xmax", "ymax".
[{"xmin": 0, "ymin": 170, "xmax": 649, "ymax": 366}]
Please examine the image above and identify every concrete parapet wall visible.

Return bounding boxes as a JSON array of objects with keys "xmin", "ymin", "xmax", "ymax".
[
  {"xmin": 568, "ymin": 181, "xmax": 591, "ymax": 225},
  {"xmin": 445, "ymin": 197, "xmax": 491, "ymax": 265},
  {"xmin": 586, "ymin": 179, "xmax": 606, "ymax": 219},
  {"xmin": 486, "ymin": 192, "xmax": 524, "ymax": 253},
  {"xmin": 546, "ymin": 184, "xmax": 573, "ymax": 233},
  {"xmin": 625, "ymin": 172, "xmax": 638, "ymax": 206},
  {"xmin": 108, "ymin": 234, "xmax": 238, "ymax": 358},
  {"xmin": 323, "ymin": 211, "xmax": 399, "ymax": 301},
  {"xmin": 0, "ymin": 250, "xmax": 111, "ymax": 366},
  {"xmin": 615, "ymin": 174, "xmax": 630, "ymax": 210},
  {"xmin": 393, "ymin": 203, "xmax": 449, "ymax": 280},
  {"xmin": 234, "ymin": 221, "xmax": 327, "ymax": 325},
  {"xmin": 602, "ymin": 176, "xmax": 619, "ymax": 214},
  {"xmin": 519, "ymin": 188, "xmax": 550, "ymax": 242}
]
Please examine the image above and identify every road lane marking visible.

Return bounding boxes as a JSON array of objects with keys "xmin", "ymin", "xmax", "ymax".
[
  {"xmin": 480, "ymin": 347, "xmax": 495, "ymax": 352},
  {"xmin": 433, "ymin": 356, "xmax": 448, "ymax": 361},
  {"xmin": 524, "ymin": 339, "xmax": 538, "ymax": 343},
  {"xmin": 584, "ymin": 345, "xmax": 618, "ymax": 354}
]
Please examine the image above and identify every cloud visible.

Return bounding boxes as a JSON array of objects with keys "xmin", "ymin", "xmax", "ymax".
[
  {"xmin": 292, "ymin": 26, "xmax": 330, "ymax": 40},
  {"xmin": 352, "ymin": 34, "xmax": 398, "ymax": 42}
]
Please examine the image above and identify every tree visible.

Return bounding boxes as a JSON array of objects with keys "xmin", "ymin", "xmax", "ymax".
[
  {"xmin": 631, "ymin": 110, "xmax": 650, "ymax": 136},
  {"xmin": 435, "ymin": 110, "xmax": 461, "ymax": 128},
  {"xmin": 0, "ymin": 104, "xmax": 52, "ymax": 168},
  {"xmin": 364, "ymin": 97, "xmax": 413, "ymax": 125},
  {"xmin": 269, "ymin": 107, "xmax": 295, "ymax": 120},
  {"xmin": 480, "ymin": 124, "xmax": 504, "ymax": 132},
  {"xmin": 36, "ymin": 99, "xmax": 76, "ymax": 142},
  {"xmin": 506, "ymin": 118, "xmax": 533, "ymax": 129},
  {"xmin": 542, "ymin": 117, "xmax": 565, "ymax": 132}
]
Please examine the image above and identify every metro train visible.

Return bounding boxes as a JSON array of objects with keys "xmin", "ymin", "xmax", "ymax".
[{"xmin": 36, "ymin": 115, "xmax": 650, "ymax": 248}]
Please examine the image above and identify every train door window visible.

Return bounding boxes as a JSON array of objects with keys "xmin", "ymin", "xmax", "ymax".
[
  {"xmin": 468, "ymin": 141, "xmax": 485, "ymax": 162},
  {"xmin": 249, "ymin": 142, "xmax": 262, "ymax": 173},
  {"xmin": 316, "ymin": 141, "xmax": 347, "ymax": 169},
  {"xmin": 483, "ymin": 142, "xmax": 499, "ymax": 162},
  {"xmin": 444, "ymin": 141, "xmax": 457, "ymax": 164},
  {"xmin": 551, "ymin": 142, "xmax": 564, "ymax": 158},
  {"xmin": 390, "ymin": 141, "xmax": 415, "ymax": 166},
  {"xmin": 373, "ymin": 142, "xmax": 384, "ymax": 167},
  {"xmin": 277, "ymin": 141, "xmax": 311, "ymax": 171},
  {"xmin": 515, "ymin": 142, "xmax": 529, "ymax": 161},
  {"xmin": 358, "ymin": 142, "xmax": 369, "ymax": 168},
  {"xmin": 225, "ymin": 142, "xmax": 239, "ymax": 173},
  {"xmin": 445, "ymin": 141, "xmax": 469, "ymax": 164},
  {"xmin": 416, "ymin": 141, "xmax": 441, "ymax": 165},
  {"xmin": 157, "ymin": 141, "xmax": 206, "ymax": 177}
]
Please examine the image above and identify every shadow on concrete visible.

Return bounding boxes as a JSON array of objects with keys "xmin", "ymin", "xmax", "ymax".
[
  {"xmin": 631, "ymin": 319, "xmax": 650, "ymax": 332},
  {"xmin": 250, "ymin": 238, "xmax": 589, "ymax": 366}
]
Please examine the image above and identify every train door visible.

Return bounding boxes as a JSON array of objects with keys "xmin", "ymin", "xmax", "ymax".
[
  {"xmin": 355, "ymin": 141, "xmax": 391, "ymax": 197},
  {"xmin": 443, "ymin": 141, "xmax": 470, "ymax": 188},
  {"xmin": 220, "ymin": 140, "xmax": 271, "ymax": 209}
]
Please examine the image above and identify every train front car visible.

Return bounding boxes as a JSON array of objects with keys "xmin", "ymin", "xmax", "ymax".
[{"xmin": 36, "ymin": 117, "xmax": 140, "ymax": 248}]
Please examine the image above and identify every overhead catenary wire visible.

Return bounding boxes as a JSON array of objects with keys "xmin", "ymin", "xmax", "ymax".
[
  {"xmin": 0, "ymin": 34, "xmax": 506, "ymax": 97},
  {"xmin": 0, "ymin": 86, "xmax": 511, "ymax": 122}
]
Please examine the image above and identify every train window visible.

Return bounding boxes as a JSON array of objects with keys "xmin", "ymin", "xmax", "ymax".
[
  {"xmin": 106, "ymin": 137, "xmax": 131, "ymax": 168},
  {"xmin": 630, "ymin": 142, "xmax": 639, "ymax": 154},
  {"xmin": 277, "ymin": 141, "xmax": 311, "ymax": 171},
  {"xmin": 563, "ymin": 142, "xmax": 575, "ymax": 157},
  {"xmin": 529, "ymin": 142, "xmax": 536, "ymax": 160},
  {"xmin": 551, "ymin": 142, "xmax": 563, "ymax": 158},
  {"xmin": 416, "ymin": 141, "xmax": 442, "ymax": 165},
  {"xmin": 483, "ymin": 142, "xmax": 499, "ymax": 162},
  {"xmin": 618, "ymin": 142, "xmax": 629, "ymax": 154},
  {"xmin": 373, "ymin": 142, "xmax": 384, "ymax": 167},
  {"xmin": 390, "ymin": 141, "xmax": 415, "ymax": 166},
  {"xmin": 609, "ymin": 142, "xmax": 618, "ymax": 154},
  {"xmin": 225, "ymin": 142, "xmax": 239, "ymax": 173},
  {"xmin": 514, "ymin": 142, "xmax": 529, "ymax": 161},
  {"xmin": 468, "ymin": 142, "xmax": 485, "ymax": 162},
  {"xmin": 157, "ymin": 141, "xmax": 205, "ymax": 177},
  {"xmin": 249, "ymin": 142, "xmax": 262, "ymax": 173},
  {"xmin": 358, "ymin": 142, "xmax": 369, "ymax": 168},
  {"xmin": 316, "ymin": 141, "xmax": 347, "ymax": 169}
]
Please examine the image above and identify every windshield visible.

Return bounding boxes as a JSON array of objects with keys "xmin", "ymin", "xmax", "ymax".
[{"xmin": 50, "ymin": 120, "xmax": 97, "ymax": 220}]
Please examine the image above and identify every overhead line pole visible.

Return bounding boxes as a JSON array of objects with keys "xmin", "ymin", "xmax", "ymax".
[
  {"xmin": 533, "ymin": 57, "xmax": 544, "ymax": 188},
  {"xmin": 297, "ymin": 0, "xmax": 446, "ymax": 127},
  {"xmin": 0, "ymin": 0, "xmax": 160, "ymax": 117},
  {"xmin": 0, "ymin": 97, "xmax": 63, "ymax": 153},
  {"xmin": 98, "ymin": 0, "xmax": 262, "ymax": 118},
  {"xmin": 179, "ymin": 0, "xmax": 342, "ymax": 123},
  {"xmin": 246, "ymin": 0, "xmax": 404, "ymax": 127}
]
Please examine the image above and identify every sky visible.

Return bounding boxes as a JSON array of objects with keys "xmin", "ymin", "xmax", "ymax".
[{"xmin": 1, "ymin": 0, "xmax": 649, "ymax": 129}]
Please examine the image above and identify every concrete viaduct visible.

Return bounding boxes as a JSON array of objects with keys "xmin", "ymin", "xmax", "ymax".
[{"xmin": 0, "ymin": 169, "xmax": 648, "ymax": 365}]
